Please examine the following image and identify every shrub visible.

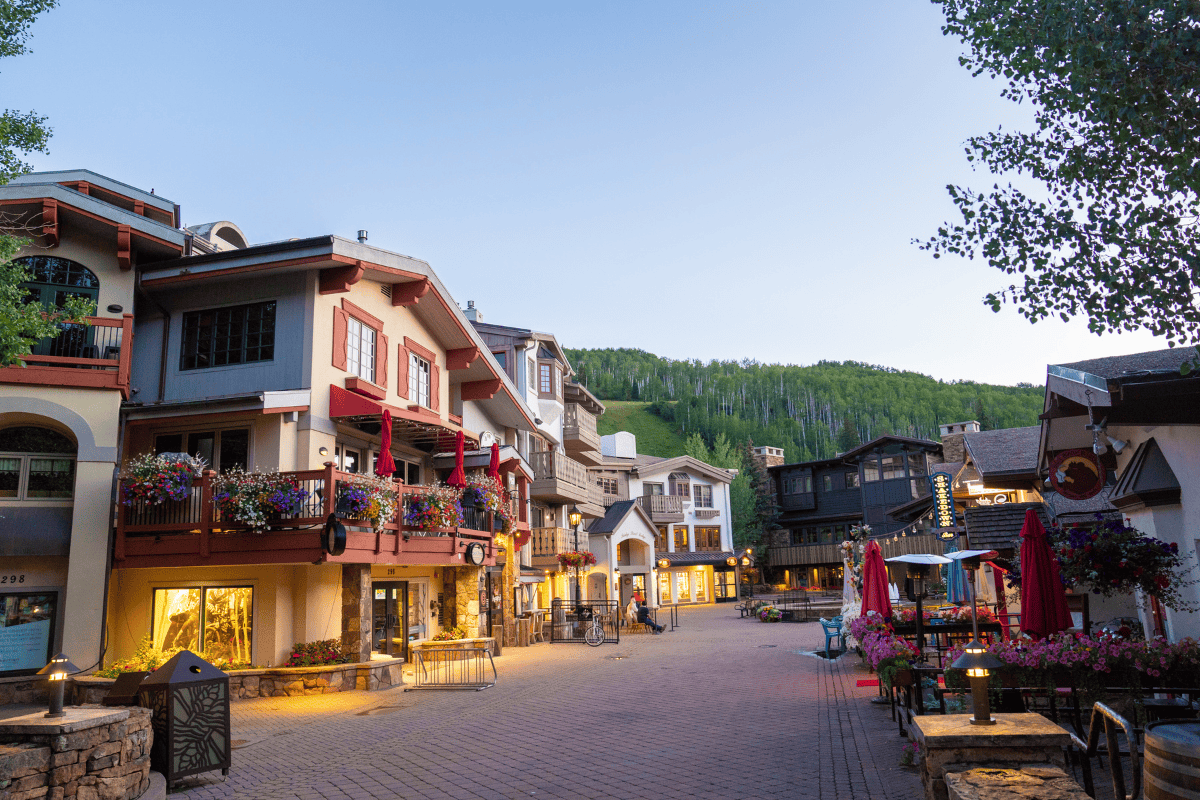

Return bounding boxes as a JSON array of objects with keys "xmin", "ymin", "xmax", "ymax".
[
  {"xmin": 283, "ymin": 639, "xmax": 349, "ymax": 667},
  {"xmin": 431, "ymin": 625, "xmax": 469, "ymax": 641},
  {"xmin": 96, "ymin": 636, "xmax": 253, "ymax": 677}
]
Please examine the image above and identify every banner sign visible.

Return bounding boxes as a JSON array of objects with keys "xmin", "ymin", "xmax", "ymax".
[{"xmin": 928, "ymin": 472, "xmax": 957, "ymax": 530}]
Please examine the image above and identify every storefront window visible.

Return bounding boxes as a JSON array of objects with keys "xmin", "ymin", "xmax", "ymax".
[
  {"xmin": 658, "ymin": 571, "xmax": 671, "ymax": 605},
  {"xmin": 715, "ymin": 571, "xmax": 736, "ymax": 599},
  {"xmin": 0, "ymin": 593, "xmax": 57, "ymax": 674},
  {"xmin": 153, "ymin": 586, "xmax": 252, "ymax": 663},
  {"xmin": 694, "ymin": 571, "xmax": 707, "ymax": 602},
  {"xmin": 675, "ymin": 571, "xmax": 691, "ymax": 602}
]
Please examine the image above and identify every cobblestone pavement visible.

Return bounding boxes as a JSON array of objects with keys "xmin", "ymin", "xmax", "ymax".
[{"xmin": 177, "ymin": 604, "xmax": 922, "ymax": 800}]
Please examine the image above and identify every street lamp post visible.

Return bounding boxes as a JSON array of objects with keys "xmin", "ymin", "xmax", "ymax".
[{"xmin": 568, "ymin": 505, "xmax": 583, "ymax": 607}]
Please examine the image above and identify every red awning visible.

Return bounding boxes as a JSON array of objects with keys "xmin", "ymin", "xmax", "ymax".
[{"xmin": 329, "ymin": 385, "xmax": 476, "ymax": 447}]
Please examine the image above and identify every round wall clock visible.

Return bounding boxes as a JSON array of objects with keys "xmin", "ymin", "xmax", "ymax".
[
  {"xmin": 465, "ymin": 542, "xmax": 486, "ymax": 565},
  {"xmin": 1049, "ymin": 449, "xmax": 1106, "ymax": 501}
]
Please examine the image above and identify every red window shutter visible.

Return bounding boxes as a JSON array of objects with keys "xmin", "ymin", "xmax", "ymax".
[
  {"xmin": 376, "ymin": 332, "xmax": 388, "ymax": 390},
  {"xmin": 396, "ymin": 345, "xmax": 410, "ymax": 398},
  {"xmin": 430, "ymin": 363, "xmax": 440, "ymax": 411},
  {"xmin": 332, "ymin": 307, "xmax": 348, "ymax": 371}
]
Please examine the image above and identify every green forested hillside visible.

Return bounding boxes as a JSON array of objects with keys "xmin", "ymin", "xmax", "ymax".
[
  {"xmin": 595, "ymin": 401, "xmax": 687, "ymax": 458},
  {"xmin": 567, "ymin": 348, "xmax": 1043, "ymax": 463}
]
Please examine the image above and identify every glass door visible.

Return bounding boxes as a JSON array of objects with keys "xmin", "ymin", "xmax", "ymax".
[
  {"xmin": 715, "ymin": 570, "xmax": 736, "ymax": 600},
  {"xmin": 372, "ymin": 581, "xmax": 408, "ymax": 659}
]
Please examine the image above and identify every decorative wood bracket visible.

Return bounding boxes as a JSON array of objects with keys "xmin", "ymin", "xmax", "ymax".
[
  {"xmin": 445, "ymin": 346, "xmax": 480, "ymax": 371},
  {"xmin": 117, "ymin": 225, "xmax": 132, "ymax": 270},
  {"xmin": 319, "ymin": 259, "xmax": 365, "ymax": 294},
  {"xmin": 391, "ymin": 278, "xmax": 430, "ymax": 307},
  {"xmin": 41, "ymin": 200, "xmax": 59, "ymax": 247},
  {"xmin": 460, "ymin": 378, "xmax": 502, "ymax": 401}
]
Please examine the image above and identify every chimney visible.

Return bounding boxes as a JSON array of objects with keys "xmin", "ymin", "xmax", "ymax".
[
  {"xmin": 751, "ymin": 445, "xmax": 785, "ymax": 471},
  {"xmin": 938, "ymin": 421, "xmax": 980, "ymax": 464},
  {"xmin": 357, "ymin": 230, "xmax": 368, "ymax": 244},
  {"xmin": 463, "ymin": 300, "xmax": 483, "ymax": 323}
]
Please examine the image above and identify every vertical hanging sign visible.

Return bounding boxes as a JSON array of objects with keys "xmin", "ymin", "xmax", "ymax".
[{"xmin": 928, "ymin": 472, "xmax": 957, "ymax": 534}]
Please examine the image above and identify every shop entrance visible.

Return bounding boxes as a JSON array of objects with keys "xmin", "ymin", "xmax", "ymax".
[{"xmin": 372, "ymin": 581, "xmax": 408, "ymax": 660}]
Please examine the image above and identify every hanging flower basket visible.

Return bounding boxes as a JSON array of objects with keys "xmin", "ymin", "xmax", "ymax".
[
  {"xmin": 335, "ymin": 473, "xmax": 398, "ymax": 531},
  {"xmin": 462, "ymin": 472, "xmax": 514, "ymax": 534},
  {"xmin": 212, "ymin": 469, "xmax": 311, "ymax": 529},
  {"xmin": 403, "ymin": 482, "xmax": 464, "ymax": 531},
  {"xmin": 121, "ymin": 453, "xmax": 206, "ymax": 506},
  {"xmin": 557, "ymin": 551, "xmax": 596, "ymax": 570},
  {"xmin": 1008, "ymin": 515, "xmax": 1196, "ymax": 611}
]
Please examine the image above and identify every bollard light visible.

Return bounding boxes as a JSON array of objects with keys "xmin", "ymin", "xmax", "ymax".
[
  {"xmin": 952, "ymin": 640, "xmax": 1003, "ymax": 726},
  {"xmin": 37, "ymin": 653, "xmax": 78, "ymax": 718}
]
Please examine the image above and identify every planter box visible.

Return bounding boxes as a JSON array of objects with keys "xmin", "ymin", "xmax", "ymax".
[{"xmin": 412, "ymin": 637, "xmax": 496, "ymax": 657}]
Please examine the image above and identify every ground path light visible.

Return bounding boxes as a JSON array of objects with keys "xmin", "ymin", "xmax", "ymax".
[
  {"xmin": 952, "ymin": 641, "xmax": 1003, "ymax": 725},
  {"xmin": 37, "ymin": 653, "xmax": 78, "ymax": 718}
]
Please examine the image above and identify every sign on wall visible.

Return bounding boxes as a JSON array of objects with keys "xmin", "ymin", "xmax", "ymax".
[
  {"xmin": 928, "ymin": 472, "xmax": 957, "ymax": 530},
  {"xmin": 0, "ymin": 592, "xmax": 57, "ymax": 674},
  {"xmin": 1048, "ymin": 449, "xmax": 1106, "ymax": 501}
]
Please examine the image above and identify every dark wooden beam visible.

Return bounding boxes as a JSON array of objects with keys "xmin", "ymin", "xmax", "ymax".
[
  {"xmin": 391, "ymin": 278, "xmax": 430, "ymax": 307},
  {"xmin": 460, "ymin": 378, "xmax": 502, "ymax": 400},
  {"xmin": 319, "ymin": 259, "xmax": 365, "ymax": 294},
  {"xmin": 445, "ymin": 346, "xmax": 480, "ymax": 371}
]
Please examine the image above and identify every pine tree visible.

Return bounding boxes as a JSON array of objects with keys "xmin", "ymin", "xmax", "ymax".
[
  {"xmin": 836, "ymin": 412, "xmax": 860, "ymax": 453},
  {"xmin": 739, "ymin": 440, "xmax": 780, "ymax": 566}
]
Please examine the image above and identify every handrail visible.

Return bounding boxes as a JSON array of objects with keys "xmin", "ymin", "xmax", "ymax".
[{"xmin": 1084, "ymin": 702, "xmax": 1140, "ymax": 800}]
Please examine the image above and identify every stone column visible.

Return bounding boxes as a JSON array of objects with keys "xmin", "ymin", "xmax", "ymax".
[
  {"xmin": 501, "ymin": 535, "xmax": 518, "ymax": 647},
  {"xmin": 340, "ymin": 564, "xmax": 372, "ymax": 662},
  {"xmin": 442, "ymin": 568, "xmax": 458, "ymax": 629},
  {"xmin": 455, "ymin": 565, "xmax": 483, "ymax": 637}
]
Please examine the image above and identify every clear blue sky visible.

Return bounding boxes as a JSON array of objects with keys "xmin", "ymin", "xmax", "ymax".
[{"xmin": 9, "ymin": 1, "xmax": 1165, "ymax": 385}]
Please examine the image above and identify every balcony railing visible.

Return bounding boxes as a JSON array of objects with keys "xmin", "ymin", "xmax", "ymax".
[
  {"xmin": 530, "ymin": 526, "xmax": 572, "ymax": 558},
  {"xmin": 114, "ymin": 463, "xmax": 500, "ymax": 567},
  {"xmin": 1, "ymin": 315, "xmax": 133, "ymax": 397},
  {"xmin": 636, "ymin": 494, "xmax": 683, "ymax": 516},
  {"xmin": 563, "ymin": 403, "xmax": 600, "ymax": 451}
]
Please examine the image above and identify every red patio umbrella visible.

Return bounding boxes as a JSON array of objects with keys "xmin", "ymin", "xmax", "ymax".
[
  {"xmin": 1018, "ymin": 508, "xmax": 1072, "ymax": 639},
  {"xmin": 487, "ymin": 441, "xmax": 501, "ymax": 485},
  {"xmin": 446, "ymin": 429, "xmax": 467, "ymax": 488},
  {"xmin": 374, "ymin": 409, "xmax": 396, "ymax": 478},
  {"xmin": 861, "ymin": 540, "xmax": 892, "ymax": 621}
]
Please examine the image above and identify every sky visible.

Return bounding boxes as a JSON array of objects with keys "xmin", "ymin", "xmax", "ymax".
[{"xmin": 6, "ymin": 1, "xmax": 1168, "ymax": 386}]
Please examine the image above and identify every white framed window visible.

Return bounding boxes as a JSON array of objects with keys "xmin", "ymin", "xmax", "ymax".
[
  {"xmin": 347, "ymin": 317, "xmax": 377, "ymax": 384},
  {"xmin": 0, "ymin": 426, "xmax": 76, "ymax": 501},
  {"xmin": 692, "ymin": 484, "xmax": 713, "ymax": 508},
  {"xmin": 409, "ymin": 353, "xmax": 431, "ymax": 408}
]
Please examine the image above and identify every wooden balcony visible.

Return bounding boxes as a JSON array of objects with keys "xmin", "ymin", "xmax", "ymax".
[
  {"xmin": 529, "ymin": 526, "xmax": 581, "ymax": 569},
  {"xmin": 0, "ymin": 315, "xmax": 133, "ymax": 398},
  {"xmin": 529, "ymin": 451, "xmax": 590, "ymax": 505},
  {"xmin": 768, "ymin": 534, "xmax": 945, "ymax": 568},
  {"xmin": 562, "ymin": 403, "xmax": 602, "ymax": 466},
  {"xmin": 113, "ymin": 464, "xmax": 499, "ymax": 570},
  {"xmin": 636, "ymin": 494, "xmax": 684, "ymax": 523}
]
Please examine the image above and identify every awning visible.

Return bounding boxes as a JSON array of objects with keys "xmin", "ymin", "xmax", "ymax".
[
  {"xmin": 655, "ymin": 551, "xmax": 738, "ymax": 568},
  {"xmin": 431, "ymin": 446, "xmax": 533, "ymax": 481},
  {"xmin": 329, "ymin": 385, "xmax": 477, "ymax": 447}
]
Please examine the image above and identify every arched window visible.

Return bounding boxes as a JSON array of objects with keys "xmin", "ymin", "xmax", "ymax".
[
  {"xmin": 0, "ymin": 426, "xmax": 76, "ymax": 500},
  {"xmin": 14, "ymin": 256, "xmax": 101, "ymax": 359}
]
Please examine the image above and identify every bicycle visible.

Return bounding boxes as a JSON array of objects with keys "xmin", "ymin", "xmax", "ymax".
[{"xmin": 584, "ymin": 612, "xmax": 606, "ymax": 646}]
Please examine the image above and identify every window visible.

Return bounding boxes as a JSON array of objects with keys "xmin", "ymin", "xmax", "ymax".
[
  {"xmin": 336, "ymin": 446, "xmax": 361, "ymax": 474},
  {"xmin": 882, "ymin": 455, "xmax": 905, "ymax": 480},
  {"xmin": 16, "ymin": 256, "xmax": 101, "ymax": 360},
  {"xmin": 346, "ymin": 316, "xmax": 377, "ymax": 383},
  {"xmin": 862, "ymin": 458, "xmax": 880, "ymax": 482},
  {"xmin": 656, "ymin": 527, "xmax": 669, "ymax": 551},
  {"xmin": 152, "ymin": 586, "xmax": 253, "ymax": 664},
  {"xmin": 409, "ymin": 353, "xmax": 431, "ymax": 408},
  {"xmin": 154, "ymin": 428, "xmax": 249, "ymax": 472},
  {"xmin": 658, "ymin": 571, "xmax": 671, "ymax": 604},
  {"xmin": 908, "ymin": 452, "xmax": 926, "ymax": 476},
  {"xmin": 783, "ymin": 474, "xmax": 813, "ymax": 494},
  {"xmin": 692, "ymin": 484, "xmax": 713, "ymax": 508},
  {"xmin": 598, "ymin": 477, "xmax": 619, "ymax": 496},
  {"xmin": 673, "ymin": 525, "xmax": 689, "ymax": 550},
  {"xmin": 845, "ymin": 471, "xmax": 860, "ymax": 489},
  {"xmin": 669, "ymin": 472, "xmax": 690, "ymax": 497},
  {"xmin": 528, "ymin": 358, "xmax": 536, "ymax": 390},
  {"xmin": 696, "ymin": 527, "xmax": 721, "ymax": 550},
  {"xmin": 675, "ymin": 571, "xmax": 691, "ymax": 602},
  {"xmin": 492, "ymin": 351, "xmax": 506, "ymax": 370},
  {"xmin": 617, "ymin": 541, "xmax": 629, "ymax": 565},
  {"xmin": 0, "ymin": 427, "xmax": 76, "ymax": 501},
  {"xmin": 644, "ymin": 482, "xmax": 664, "ymax": 496},
  {"xmin": 822, "ymin": 474, "xmax": 833, "ymax": 492},
  {"xmin": 0, "ymin": 592, "xmax": 58, "ymax": 675},
  {"xmin": 539, "ymin": 363, "xmax": 552, "ymax": 394},
  {"xmin": 180, "ymin": 301, "xmax": 276, "ymax": 371}
]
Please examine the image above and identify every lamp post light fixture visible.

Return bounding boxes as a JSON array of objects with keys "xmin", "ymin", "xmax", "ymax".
[
  {"xmin": 886, "ymin": 553, "xmax": 951, "ymax": 660},
  {"xmin": 952, "ymin": 641, "xmax": 1003, "ymax": 725},
  {"xmin": 568, "ymin": 505, "xmax": 583, "ymax": 606},
  {"xmin": 37, "ymin": 653, "xmax": 78, "ymax": 718}
]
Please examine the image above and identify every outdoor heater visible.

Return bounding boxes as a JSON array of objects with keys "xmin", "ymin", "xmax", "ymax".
[
  {"xmin": 885, "ymin": 553, "xmax": 950, "ymax": 659},
  {"xmin": 945, "ymin": 549, "xmax": 1003, "ymax": 724},
  {"xmin": 37, "ymin": 653, "xmax": 78, "ymax": 718},
  {"xmin": 138, "ymin": 650, "xmax": 231, "ymax": 785}
]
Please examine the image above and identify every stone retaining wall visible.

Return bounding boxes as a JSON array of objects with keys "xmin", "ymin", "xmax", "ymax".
[{"xmin": 0, "ymin": 706, "xmax": 152, "ymax": 800}]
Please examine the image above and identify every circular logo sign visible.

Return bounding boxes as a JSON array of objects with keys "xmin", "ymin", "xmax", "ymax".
[
  {"xmin": 322, "ymin": 514, "xmax": 346, "ymax": 556},
  {"xmin": 1049, "ymin": 449, "xmax": 1106, "ymax": 501},
  {"xmin": 465, "ymin": 542, "xmax": 486, "ymax": 565}
]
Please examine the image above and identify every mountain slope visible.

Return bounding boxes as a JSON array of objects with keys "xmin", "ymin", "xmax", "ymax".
[{"xmin": 594, "ymin": 400, "xmax": 687, "ymax": 458}]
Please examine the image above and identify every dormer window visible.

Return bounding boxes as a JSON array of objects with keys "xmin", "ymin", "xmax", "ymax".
[{"xmin": 669, "ymin": 472, "xmax": 690, "ymax": 497}]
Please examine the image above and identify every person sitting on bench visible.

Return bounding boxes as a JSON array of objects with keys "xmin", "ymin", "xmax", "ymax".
[{"xmin": 635, "ymin": 599, "xmax": 664, "ymax": 634}]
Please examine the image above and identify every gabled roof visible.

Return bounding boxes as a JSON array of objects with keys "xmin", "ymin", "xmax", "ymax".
[
  {"xmin": 839, "ymin": 435, "xmax": 942, "ymax": 462},
  {"xmin": 1111, "ymin": 438, "xmax": 1181, "ymax": 509},
  {"xmin": 963, "ymin": 503, "xmax": 1050, "ymax": 551},
  {"xmin": 587, "ymin": 499, "xmax": 657, "ymax": 535},
  {"xmin": 1054, "ymin": 348, "xmax": 1195, "ymax": 381},
  {"xmin": 963, "ymin": 427, "xmax": 1040, "ymax": 479},
  {"xmin": 633, "ymin": 455, "xmax": 737, "ymax": 484}
]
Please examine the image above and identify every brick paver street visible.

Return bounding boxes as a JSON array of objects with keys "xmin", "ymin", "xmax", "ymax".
[{"xmin": 178, "ymin": 605, "xmax": 921, "ymax": 800}]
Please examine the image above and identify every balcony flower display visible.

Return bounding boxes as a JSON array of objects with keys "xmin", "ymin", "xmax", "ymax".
[
  {"xmin": 212, "ymin": 468, "xmax": 311, "ymax": 529},
  {"xmin": 557, "ymin": 551, "xmax": 596, "ymax": 570},
  {"xmin": 462, "ymin": 473, "xmax": 514, "ymax": 534},
  {"xmin": 120, "ymin": 453, "xmax": 205, "ymax": 506},
  {"xmin": 403, "ymin": 482, "xmax": 464, "ymax": 531},
  {"xmin": 1007, "ymin": 515, "xmax": 1197, "ymax": 611},
  {"xmin": 336, "ymin": 473, "xmax": 398, "ymax": 531}
]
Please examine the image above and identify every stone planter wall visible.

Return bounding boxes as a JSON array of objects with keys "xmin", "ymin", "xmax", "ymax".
[{"xmin": 0, "ymin": 706, "xmax": 152, "ymax": 800}]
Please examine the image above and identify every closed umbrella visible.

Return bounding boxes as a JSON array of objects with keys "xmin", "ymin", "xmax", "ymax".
[
  {"xmin": 447, "ymin": 430, "xmax": 467, "ymax": 488},
  {"xmin": 487, "ymin": 442, "xmax": 501, "ymax": 486},
  {"xmin": 1018, "ymin": 508, "xmax": 1072, "ymax": 639},
  {"xmin": 861, "ymin": 540, "xmax": 892, "ymax": 621},
  {"xmin": 374, "ymin": 410, "xmax": 396, "ymax": 478},
  {"xmin": 944, "ymin": 539, "xmax": 970, "ymax": 604}
]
